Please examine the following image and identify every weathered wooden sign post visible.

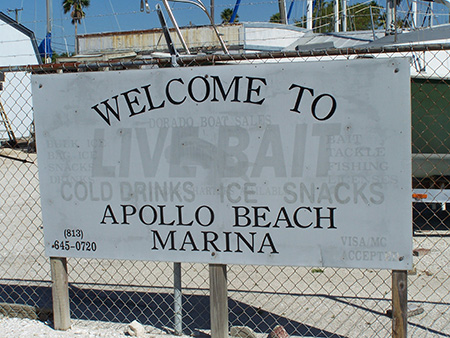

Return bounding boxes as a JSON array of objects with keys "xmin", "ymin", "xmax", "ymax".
[
  {"xmin": 392, "ymin": 270, "xmax": 408, "ymax": 338},
  {"xmin": 33, "ymin": 58, "xmax": 412, "ymax": 337},
  {"xmin": 50, "ymin": 257, "xmax": 70, "ymax": 330}
]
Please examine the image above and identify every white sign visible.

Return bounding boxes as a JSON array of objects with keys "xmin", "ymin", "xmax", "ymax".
[{"xmin": 32, "ymin": 59, "xmax": 412, "ymax": 269}]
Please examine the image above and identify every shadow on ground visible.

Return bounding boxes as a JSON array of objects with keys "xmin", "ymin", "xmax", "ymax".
[{"xmin": 0, "ymin": 282, "xmax": 345, "ymax": 337}]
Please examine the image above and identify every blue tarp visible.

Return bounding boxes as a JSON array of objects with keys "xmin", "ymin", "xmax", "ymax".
[{"xmin": 38, "ymin": 33, "xmax": 52, "ymax": 59}]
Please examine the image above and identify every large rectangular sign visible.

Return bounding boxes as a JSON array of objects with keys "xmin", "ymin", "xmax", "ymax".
[{"xmin": 32, "ymin": 58, "xmax": 412, "ymax": 269}]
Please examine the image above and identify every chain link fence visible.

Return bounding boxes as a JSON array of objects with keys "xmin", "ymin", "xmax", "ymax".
[{"xmin": 0, "ymin": 45, "xmax": 449, "ymax": 337}]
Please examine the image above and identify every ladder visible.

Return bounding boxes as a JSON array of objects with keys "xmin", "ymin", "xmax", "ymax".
[{"xmin": 0, "ymin": 99, "xmax": 17, "ymax": 147}]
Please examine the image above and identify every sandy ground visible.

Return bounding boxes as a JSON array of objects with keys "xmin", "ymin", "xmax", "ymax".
[{"xmin": 0, "ymin": 316, "xmax": 190, "ymax": 338}]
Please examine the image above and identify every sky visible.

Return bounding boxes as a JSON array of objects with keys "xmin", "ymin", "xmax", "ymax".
[
  {"xmin": 1, "ymin": 0, "xmax": 449, "ymax": 54},
  {"xmin": 0, "ymin": 0, "xmax": 290, "ymax": 54}
]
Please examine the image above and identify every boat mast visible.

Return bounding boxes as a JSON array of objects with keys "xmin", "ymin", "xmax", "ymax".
[
  {"xmin": 334, "ymin": 0, "xmax": 340, "ymax": 31},
  {"xmin": 386, "ymin": 0, "xmax": 395, "ymax": 34},
  {"xmin": 342, "ymin": 0, "xmax": 347, "ymax": 31},
  {"xmin": 307, "ymin": 0, "xmax": 313, "ymax": 29},
  {"xmin": 279, "ymin": 0, "xmax": 288, "ymax": 24}
]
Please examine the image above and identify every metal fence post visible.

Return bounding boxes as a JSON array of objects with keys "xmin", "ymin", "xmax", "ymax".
[
  {"xmin": 210, "ymin": 264, "xmax": 228, "ymax": 338},
  {"xmin": 50, "ymin": 257, "xmax": 71, "ymax": 330},
  {"xmin": 392, "ymin": 270, "xmax": 407, "ymax": 338},
  {"xmin": 174, "ymin": 262, "xmax": 183, "ymax": 335},
  {"xmin": 155, "ymin": 8, "xmax": 184, "ymax": 334}
]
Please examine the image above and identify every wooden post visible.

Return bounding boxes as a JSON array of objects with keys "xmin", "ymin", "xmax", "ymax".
[
  {"xmin": 210, "ymin": 264, "xmax": 228, "ymax": 338},
  {"xmin": 50, "ymin": 257, "xmax": 71, "ymax": 330},
  {"xmin": 392, "ymin": 270, "xmax": 407, "ymax": 338}
]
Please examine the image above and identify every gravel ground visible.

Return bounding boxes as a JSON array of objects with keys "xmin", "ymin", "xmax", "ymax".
[{"xmin": 0, "ymin": 316, "xmax": 191, "ymax": 338}]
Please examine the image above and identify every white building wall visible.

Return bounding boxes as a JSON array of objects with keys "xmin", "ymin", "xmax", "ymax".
[
  {"xmin": 0, "ymin": 72, "xmax": 34, "ymax": 140},
  {"xmin": 0, "ymin": 17, "xmax": 39, "ymax": 141},
  {"xmin": 0, "ymin": 20, "xmax": 39, "ymax": 66}
]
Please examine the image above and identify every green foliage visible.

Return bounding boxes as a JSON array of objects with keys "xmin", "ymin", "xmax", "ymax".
[
  {"xmin": 347, "ymin": 1, "xmax": 383, "ymax": 31},
  {"xmin": 221, "ymin": 8, "xmax": 238, "ymax": 23},
  {"xmin": 311, "ymin": 268, "xmax": 324, "ymax": 273},
  {"xmin": 294, "ymin": 0, "xmax": 383, "ymax": 33},
  {"xmin": 41, "ymin": 51, "xmax": 71, "ymax": 64},
  {"xmin": 62, "ymin": 0, "xmax": 91, "ymax": 24},
  {"xmin": 52, "ymin": 52, "xmax": 70, "ymax": 63},
  {"xmin": 270, "ymin": 12, "xmax": 282, "ymax": 23}
]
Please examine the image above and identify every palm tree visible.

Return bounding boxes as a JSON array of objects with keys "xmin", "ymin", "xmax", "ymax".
[
  {"xmin": 63, "ymin": 0, "xmax": 90, "ymax": 54},
  {"xmin": 221, "ymin": 8, "xmax": 238, "ymax": 23}
]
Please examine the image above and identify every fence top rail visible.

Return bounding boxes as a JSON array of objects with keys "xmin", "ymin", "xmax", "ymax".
[{"xmin": 1, "ymin": 43, "xmax": 450, "ymax": 74}]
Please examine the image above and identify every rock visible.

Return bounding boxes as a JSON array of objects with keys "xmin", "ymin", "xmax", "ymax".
[
  {"xmin": 230, "ymin": 325, "xmax": 257, "ymax": 338},
  {"xmin": 407, "ymin": 304, "xmax": 425, "ymax": 317},
  {"xmin": 269, "ymin": 325, "xmax": 289, "ymax": 338},
  {"xmin": 126, "ymin": 320, "xmax": 146, "ymax": 337},
  {"xmin": 413, "ymin": 248, "xmax": 430, "ymax": 257},
  {"xmin": 385, "ymin": 303, "xmax": 424, "ymax": 318},
  {"xmin": 407, "ymin": 266, "xmax": 417, "ymax": 275}
]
